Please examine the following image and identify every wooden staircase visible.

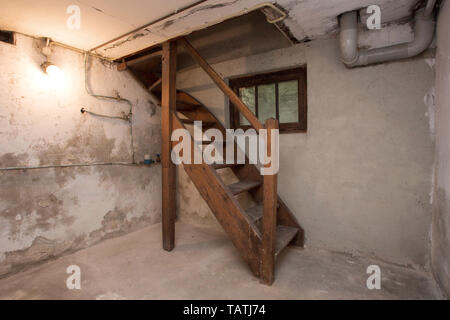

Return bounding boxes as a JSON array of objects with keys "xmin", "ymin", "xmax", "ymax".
[{"xmin": 154, "ymin": 38, "xmax": 304, "ymax": 285}]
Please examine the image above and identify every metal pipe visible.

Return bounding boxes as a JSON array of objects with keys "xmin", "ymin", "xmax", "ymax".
[
  {"xmin": 257, "ymin": 3, "xmax": 287, "ymax": 24},
  {"xmin": 339, "ymin": 0, "xmax": 436, "ymax": 68},
  {"xmin": 80, "ymin": 107, "xmax": 130, "ymax": 121},
  {"xmin": 0, "ymin": 162, "xmax": 151, "ymax": 172},
  {"xmin": 424, "ymin": 0, "xmax": 437, "ymax": 18},
  {"xmin": 83, "ymin": 53, "xmax": 136, "ymax": 163},
  {"xmin": 84, "ymin": 54, "xmax": 133, "ymax": 111},
  {"xmin": 339, "ymin": 11, "xmax": 359, "ymax": 66}
]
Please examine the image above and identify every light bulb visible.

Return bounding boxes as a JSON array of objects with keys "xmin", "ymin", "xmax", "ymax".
[{"xmin": 41, "ymin": 62, "xmax": 64, "ymax": 81}]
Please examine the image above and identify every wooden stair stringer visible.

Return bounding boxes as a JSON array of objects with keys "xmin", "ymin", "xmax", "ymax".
[
  {"xmin": 172, "ymin": 112, "xmax": 263, "ymax": 277},
  {"xmin": 231, "ymin": 164, "xmax": 305, "ymax": 246},
  {"xmin": 176, "ymin": 91, "xmax": 225, "ymax": 134},
  {"xmin": 174, "ymin": 91, "xmax": 305, "ymax": 247}
]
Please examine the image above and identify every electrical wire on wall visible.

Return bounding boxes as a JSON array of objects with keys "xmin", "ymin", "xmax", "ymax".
[
  {"xmin": 83, "ymin": 53, "xmax": 136, "ymax": 164},
  {"xmin": 0, "ymin": 38, "xmax": 148, "ymax": 172},
  {"xmin": 0, "ymin": 162, "xmax": 136, "ymax": 172}
]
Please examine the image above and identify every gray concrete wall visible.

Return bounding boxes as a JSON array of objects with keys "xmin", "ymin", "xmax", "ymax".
[
  {"xmin": 0, "ymin": 34, "xmax": 162, "ymax": 276},
  {"xmin": 431, "ymin": 0, "xmax": 450, "ymax": 297},
  {"xmin": 177, "ymin": 36, "xmax": 435, "ymax": 267}
]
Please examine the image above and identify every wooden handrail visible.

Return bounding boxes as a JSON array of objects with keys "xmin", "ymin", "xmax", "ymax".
[
  {"xmin": 179, "ymin": 37, "xmax": 263, "ymax": 131},
  {"xmin": 261, "ymin": 118, "xmax": 278, "ymax": 285}
]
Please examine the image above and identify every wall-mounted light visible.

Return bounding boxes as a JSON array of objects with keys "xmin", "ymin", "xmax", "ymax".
[
  {"xmin": 41, "ymin": 61, "xmax": 63, "ymax": 80},
  {"xmin": 40, "ymin": 38, "xmax": 64, "ymax": 81}
]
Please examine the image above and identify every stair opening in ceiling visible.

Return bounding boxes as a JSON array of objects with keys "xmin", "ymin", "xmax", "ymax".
[{"xmin": 125, "ymin": 9, "xmax": 296, "ymax": 92}]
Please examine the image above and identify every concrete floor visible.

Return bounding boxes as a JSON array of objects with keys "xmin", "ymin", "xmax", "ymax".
[{"xmin": 0, "ymin": 222, "xmax": 443, "ymax": 299}]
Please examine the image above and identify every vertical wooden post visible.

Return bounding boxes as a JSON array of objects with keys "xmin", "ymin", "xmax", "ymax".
[
  {"xmin": 261, "ymin": 118, "xmax": 278, "ymax": 284},
  {"xmin": 161, "ymin": 40, "xmax": 177, "ymax": 251}
]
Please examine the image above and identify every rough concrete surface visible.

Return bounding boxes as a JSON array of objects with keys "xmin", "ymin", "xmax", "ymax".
[
  {"xmin": 431, "ymin": 0, "xmax": 450, "ymax": 298},
  {"xmin": 177, "ymin": 36, "xmax": 436, "ymax": 268},
  {"xmin": 0, "ymin": 222, "xmax": 442, "ymax": 300}
]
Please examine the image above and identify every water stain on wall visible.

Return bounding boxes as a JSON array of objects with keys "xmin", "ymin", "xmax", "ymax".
[
  {"xmin": 0, "ymin": 153, "xmax": 29, "ymax": 167},
  {"xmin": 0, "ymin": 32, "xmax": 162, "ymax": 281},
  {"xmin": 36, "ymin": 123, "xmax": 119, "ymax": 166},
  {"xmin": 0, "ymin": 170, "xmax": 76, "ymax": 237},
  {"xmin": 0, "ymin": 204, "xmax": 152, "ymax": 278},
  {"xmin": 1, "ymin": 120, "xmax": 129, "ymax": 170}
]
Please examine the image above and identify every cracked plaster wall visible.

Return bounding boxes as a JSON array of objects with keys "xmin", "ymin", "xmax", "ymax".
[{"xmin": 0, "ymin": 33, "xmax": 162, "ymax": 277}]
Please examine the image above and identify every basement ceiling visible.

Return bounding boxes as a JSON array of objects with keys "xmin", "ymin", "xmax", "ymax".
[
  {"xmin": 0, "ymin": 0, "xmax": 419, "ymax": 60},
  {"xmin": 0, "ymin": 0, "xmax": 202, "ymax": 51},
  {"xmin": 127, "ymin": 10, "xmax": 293, "ymax": 90}
]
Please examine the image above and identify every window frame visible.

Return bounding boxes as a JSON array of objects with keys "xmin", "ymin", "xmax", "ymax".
[{"xmin": 229, "ymin": 66, "xmax": 307, "ymax": 134}]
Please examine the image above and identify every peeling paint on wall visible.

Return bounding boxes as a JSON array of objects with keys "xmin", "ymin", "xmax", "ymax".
[{"xmin": 0, "ymin": 33, "xmax": 162, "ymax": 277}]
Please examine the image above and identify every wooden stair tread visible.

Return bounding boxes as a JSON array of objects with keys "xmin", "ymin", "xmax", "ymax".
[
  {"xmin": 228, "ymin": 180, "xmax": 261, "ymax": 195},
  {"xmin": 212, "ymin": 163, "xmax": 242, "ymax": 169},
  {"xmin": 245, "ymin": 204, "xmax": 263, "ymax": 224},
  {"xmin": 244, "ymin": 203, "xmax": 281, "ymax": 224},
  {"xmin": 177, "ymin": 101, "xmax": 200, "ymax": 111},
  {"xmin": 201, "ymin": 139, "xmax": 225, "ymax": 145},
  {"xmin": 180, "ymin": 118, "xmax": 216, "ymax": 127},
  {"xmin": 275, "ymin": 226, "xmax": 299, "ymax": 256}
]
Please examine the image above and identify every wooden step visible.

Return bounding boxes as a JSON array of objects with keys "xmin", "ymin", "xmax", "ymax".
[
  {"xmin": 201, "ymin": 139, "xmax": 225, "ymax": 145},
  {"xmin": 275, "ymin": 226, "xmax": 299, "ymax": 257},
  {"xmin": 180, "ymin": 119, "xmax": 216, "ymax": 128},
  {"xmin": 212, "ymin": 163, "xmax": 243, "ymax": 169},
  {"xmin": 177, "ymin": 101, "xmax": 200, "ymax": 111},
  {"xmin": 227, "ymin": 180, "xmax": 261, "ymax": 195},
  {"xmin": 244, "ymin": 203, "xmax": 281, "ymax": 224},
  {"xmin": 245, "ymin": 204, "xmax": 263, "ymax": 224}
]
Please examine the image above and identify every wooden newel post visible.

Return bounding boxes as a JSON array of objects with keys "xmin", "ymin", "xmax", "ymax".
[
  {"xmin": 261, "ymin": 118, "xmax": 279, "ymax": 284},
  {"xmin": 161, "ymin": 41, "xmax": 177, "ymax": 251}
]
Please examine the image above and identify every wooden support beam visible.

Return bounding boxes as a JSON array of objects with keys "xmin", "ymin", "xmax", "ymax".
[
  {"xmin": 161, "ymin": 41, "xmax": 177, "ymax": 251},
  {"xmin": 127, "ymin": 50, "xmax": 163, "ymax": 66},
  {"xmin": 149, "ymin": 78, "xmax": 162, "ymax": 91},
  {"xmin": 260, "ymin": 118, "xmax": 279, "ymax": 285}
]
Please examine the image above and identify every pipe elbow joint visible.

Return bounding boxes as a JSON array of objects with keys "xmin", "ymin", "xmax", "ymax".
[
  {"xmin": 407, "ymin": 10, "xmax": 436, "ymax": 57},
  {"xmin": 340, "ymin": 34, "xmax": 359, "ymax": 65},
  {"xmin": 339, "ymin": 11, "xmax": 359, "ymax": 67},
  {"xmin": 339, "ymin": 3, "xmax": 436, "ymax": 68}
]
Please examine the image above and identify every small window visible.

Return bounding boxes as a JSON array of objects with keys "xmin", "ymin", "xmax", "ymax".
[
  {"xmin": 0, "ymin": 30, "xmax": 15, "ymax": 45},
  {"xmin": 229, "ymin": 67, "xmax": 307, "ymax": 133}
]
